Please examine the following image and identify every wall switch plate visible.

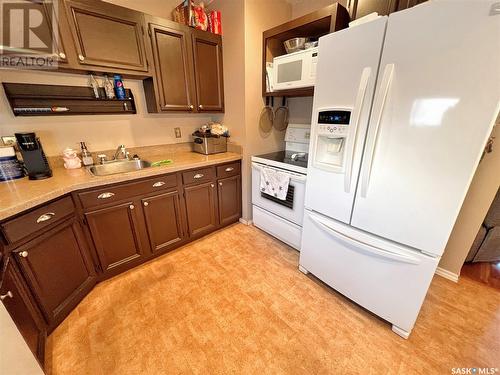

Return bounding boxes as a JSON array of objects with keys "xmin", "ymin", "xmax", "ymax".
[
  {"xmin": 174, "ymin": 127, "xmax": 182, "ymax": 138},
  {"xmin": 1, "ymin": 136, "xmax": 16, "ymax": 146}
]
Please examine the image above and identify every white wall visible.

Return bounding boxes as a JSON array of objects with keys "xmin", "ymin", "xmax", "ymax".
[{"xmin": 0, "ymin": 304, "xmax": 43, "ymax": 375}]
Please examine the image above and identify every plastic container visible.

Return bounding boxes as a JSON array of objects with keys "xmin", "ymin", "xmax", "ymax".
[
  {"xmin": 0, "ymin": 146, "xmax": 25, "ymax": 181},
  {"xmin": 113, "ymin": 75, "xmax": 126, "ymax": 100}
]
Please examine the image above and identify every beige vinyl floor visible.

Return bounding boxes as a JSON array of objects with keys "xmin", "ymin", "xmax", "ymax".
[{"xmin": 46, "ymin": 223, "xmax": 500, "ymax": 374}]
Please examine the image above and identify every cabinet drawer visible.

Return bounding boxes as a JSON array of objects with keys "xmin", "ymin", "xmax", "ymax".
[
  {"xmin": 216, "ymin": 162, "xmax": 240, "ymax": 178},
  {"xmin": 78, "ymin": 174, "xmax": 177, "ymax": 209},
  {"xmin": 182, "ymin": 167, "xmax": 215, "ymax": 185},
  {"xmin": 1, "ymin": 196, "xmax": 74, "ymax": 244}
]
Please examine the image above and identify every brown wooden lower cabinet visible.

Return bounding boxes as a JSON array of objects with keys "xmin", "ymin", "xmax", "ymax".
[
  {"xmin": 1, "ymin": 258, "xmax": 46, "ymax": 367},
  {"xmin": 184, "ymin": 181, "xmax": 219, "ymax": 237},
  {"xmin": 14, "ymin": 218, "xmax": 96, "ymax": 330},
  {"xmin": 218, "ymin": 175, "xmax": 241, "ymax": 226},
  {"xmin": 141, "ymin": 191, "xmax": 185, "ymax": 253},
  {"xmin": 0, "ymin": 159, "xmax": 241, "ymax": 366},
  {"xmin": 85, "ymin": 201, "xmax": 147, "ymax": 275}
]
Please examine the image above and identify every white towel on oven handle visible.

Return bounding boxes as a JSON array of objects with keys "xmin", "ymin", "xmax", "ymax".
[{"xmin": 260, "ymin": 167, "xmax": 290, "ymax": 200}]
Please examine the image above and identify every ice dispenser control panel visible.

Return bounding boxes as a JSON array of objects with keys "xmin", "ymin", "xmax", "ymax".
[
  {"xmin": 317, "ymin": 110, "xmax": 351, "ymax": 137},
  {"xmin": 313, "ymin": 108, "xmax": 352, "ymax": 172}
]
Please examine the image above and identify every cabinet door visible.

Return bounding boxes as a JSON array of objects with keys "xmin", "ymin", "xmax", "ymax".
[
  {"xmin": 14, "ymin": 219, "xmax": 96, "ymax": 329},
  {"xmin": 184, "ymin": 182, "xmax": 218, "ymax": 237},
  {"xmin": 1, "ymin": 259, "xmax": 46, "ymax": 366},
  {"xmin": 85, "ymin": 201, "xmax": 146, "ymax": 275},
  {"xmin": 350, "ymin": 0, "xmax": 398, "ymax": 19},
  {"xmin": 149, "ymin": 21, "xmax": 196, "ymax": 111},
  {"xmin": 63, "ymin": 0, "xmax": 148, "ymax": 72},
  {"xmin": 217, "ymin": 175, "xmax": 241, "ymax": 227},
  {"xmin": 142, "ymin": 191, "xmax": 185, "ymax": 253},
  {"xmin": 191, "ymin": 30, "xmax": 224, "ymax": 112}
]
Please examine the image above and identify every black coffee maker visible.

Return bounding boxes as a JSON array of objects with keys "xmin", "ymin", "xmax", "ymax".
[{"xmin": 15, "ymin": 132, "xmax": 52, "ymax": 180}]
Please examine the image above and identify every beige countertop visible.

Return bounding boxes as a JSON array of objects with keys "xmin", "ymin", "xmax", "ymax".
[{"xmin": 0, "ymin": 150, "xmax": 242, "ymax": 221}]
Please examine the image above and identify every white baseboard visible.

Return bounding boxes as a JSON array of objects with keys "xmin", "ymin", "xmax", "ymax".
[
  {"xmin": 435, "ymin": 267, "xmax": 459, "ymax": 283},
  {"xmin": 239, "ymin": 218, "xmax": 253, "ymax": 225}
]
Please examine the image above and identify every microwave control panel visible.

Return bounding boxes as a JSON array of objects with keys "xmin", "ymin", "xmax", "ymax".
[{"xmin": 317, "ymin": 109, "xmax": 351, "ymax": 137}]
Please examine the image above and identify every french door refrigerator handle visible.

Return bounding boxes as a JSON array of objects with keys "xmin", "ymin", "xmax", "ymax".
[
  {"xmin": 309, "ymin": 211, "xmax": 420, "ymax": 264},
  {"xmin": 344, "ymin": 67, "xmax": 371, "ymax": 193},
  {"xmin": 360, "ymin": 63, "xmax": 394, "ymax": 198}
]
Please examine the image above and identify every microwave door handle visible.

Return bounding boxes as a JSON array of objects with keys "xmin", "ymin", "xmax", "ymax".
[
  {"xmin": 360, "ymin": 63, "xmax": 394, "ymax": 198},
  {"xmin": 344, "ymin": 67, "xmax": 371, "ymax": 193}
]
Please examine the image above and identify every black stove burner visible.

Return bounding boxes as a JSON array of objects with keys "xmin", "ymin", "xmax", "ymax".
[{"xmin": 256, "ymin": 151, "xmax": 308, "ymax": 169}]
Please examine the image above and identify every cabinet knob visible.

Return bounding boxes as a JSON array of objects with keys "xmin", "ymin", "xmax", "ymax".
[
  {"xmin": 198, "ymin": 105, "xmax": 204, "ymax": 110},
  {"xmin": 58, "ymin": 52, "xmax": 66, "ymax": 59},
  {"xmin": 78, "ymin": 54, "xmax": 85, "ymax": 61},
  {"xmin": 0, "ymin": 291, "xmax": 13, "ymax": 301},
  {"xmin": 129, "ymin": 204, "xmax": 135, "ymax": 210},
  {"xmin": 143, "ymin": 202, "xmax": 149, "ymax": 207},
  {"xmin": 210, "ymin": 183, "xmax": 215, "ymax": 188},
  {"xmin": 189, "ymin": 105, "xmax": 194, "ymax": 110},
  {"xmin": 219, "ymin": 182, "xmax": 223, "ymax": 186},
  {"xmin": 19, "ymin": 251, "xmax": 28, "ymax": 258}
]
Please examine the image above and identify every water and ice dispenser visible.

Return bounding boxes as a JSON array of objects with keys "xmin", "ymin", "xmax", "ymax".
[{"xmin": 313, "ymin": 109, "xmax": 352, "ymax": 172}]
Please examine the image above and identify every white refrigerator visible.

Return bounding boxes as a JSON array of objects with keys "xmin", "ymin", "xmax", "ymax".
[{"xmin": 299, "ymin": 1, "xmax": 500, "ymax": 338}]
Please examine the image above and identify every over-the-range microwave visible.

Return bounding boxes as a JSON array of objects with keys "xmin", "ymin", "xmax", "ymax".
[{"xmin": 272, "ymin": 47, "xmax": 318, "ymax": 91}]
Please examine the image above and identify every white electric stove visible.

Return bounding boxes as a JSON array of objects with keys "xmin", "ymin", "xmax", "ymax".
[{"xmin": 251, "ymin": 123, "xmax": 311, "ymax": 250}]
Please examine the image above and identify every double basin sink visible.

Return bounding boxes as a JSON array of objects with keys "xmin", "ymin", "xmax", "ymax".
[{"xmin": 89, "ymin": 159, "xmax": 152, "ymax": 176}]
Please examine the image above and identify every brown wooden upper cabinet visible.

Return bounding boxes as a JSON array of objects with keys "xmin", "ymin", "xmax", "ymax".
[
  {"xmin": 144, "ymin": 18, "xmax": 224, "ymax": 113},
  {"xmin": 146, "ymin": 17, "xmax": 196, "ymax": 112},
  {"xmin": 348, "ymin": 0, "xmax": 427, "ymax": 19},
  {"xmin": 191, "ymin": 29, "xmax": 224, "ymax": 112},
  {"xmin": 63, "ymin": 0, "xmax": 150, "ymax": 74},
  {"xmin": 14, "ymin": 218, "xmax": 96, "ymax": 330}
]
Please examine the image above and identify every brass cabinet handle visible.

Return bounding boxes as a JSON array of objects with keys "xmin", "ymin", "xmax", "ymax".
[
  {"xmin": 0, "ymin": 291, "xmax": 13, "ymax": 301},
  {"xmin": 36, "ymin": 212, "xmax": 55, "ymax": 223},
  {"xmin": 219, "ymin": 182, "xmax": 222, "ymax": 186},
  {"xmin": 58, "ymin": 52, "xmax": 66, "ymax": 59},
  {"xmin": 143, "ymin": 202, "xmax": 149, "ymax": 207},
  {"xmin": 153, "ymin": 181, "xmax": 165, "ymax": 187},
  {"xmin": 189, "ymin": 105, "xmax": 194, "ymax": 110},
  {"xmin": 129, "ymin": 205, "xmax": 135, "ymax": 210},
  {"xmin": 78, "ymin": 54, "xmax": 85, "ymax": 61},
  {"xmin": 97, "ymin": 192, "xmax": 115, "ymax": 199},
  {"xmin": 198, "ymin": 105, "xmax": 204, "ymax": 110},
  {"xmin": 19, "ymin": 251, "xmax": 28, "ymax": 258},
  {"xmin": 225, "ymin": 167, "xmax": 234, "ymax": 172},
  {"xmin": 210, "ymin": 183, "xmax": 215, "ymax": 188},
  {"xmin": 193, "ymin": 173, "xmax": 204, "ymax": 179}
]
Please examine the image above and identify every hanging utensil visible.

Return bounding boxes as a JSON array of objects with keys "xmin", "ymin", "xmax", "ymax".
[
  {"xmin": 274, "ymin": 96, "xmax": 289, "ymax": 131},
  {"xmin": 259, "ymin": 96, "xmax": 274, "ymax": 133}
]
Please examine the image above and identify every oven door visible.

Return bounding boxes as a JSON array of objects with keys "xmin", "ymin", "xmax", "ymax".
[{"xmin": 251, "ymin": 162, "xmax": 307, "ymax": 226}]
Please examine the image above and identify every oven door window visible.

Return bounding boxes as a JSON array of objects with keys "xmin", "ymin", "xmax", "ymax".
[
  {"xmin": 277, "ymin": 61, "xmax": 303, "ymax": 83},
  {"xmin": 261, "ymin": 185, "xmax": 295, "ymax": 209}
]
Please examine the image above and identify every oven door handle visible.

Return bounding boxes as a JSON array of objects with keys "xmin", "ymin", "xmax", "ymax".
[{"xmin": 251, "ymin": 162, "xmax": 307, "ymax": 182}]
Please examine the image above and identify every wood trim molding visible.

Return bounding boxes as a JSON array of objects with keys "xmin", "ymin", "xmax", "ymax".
[
  {"xmin": 239, "ymin": 218, "xmax": 253, "ymax": 226},
  {"xmin": 435, "ymin": 267, "xmax": 459, "ymax": 283}
]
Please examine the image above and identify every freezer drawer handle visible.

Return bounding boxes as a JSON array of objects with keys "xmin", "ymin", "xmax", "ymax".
[
  {"xmin": 309, "ymin": 212, "xmax": 420, "ymax": 265},
  {"xmin": 344, "ymin": 67, "xmax": 371, "ymax": 193},
  {"xmin": 360, "ymin": 63, "xmax": 394, "ymax": 198}
]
